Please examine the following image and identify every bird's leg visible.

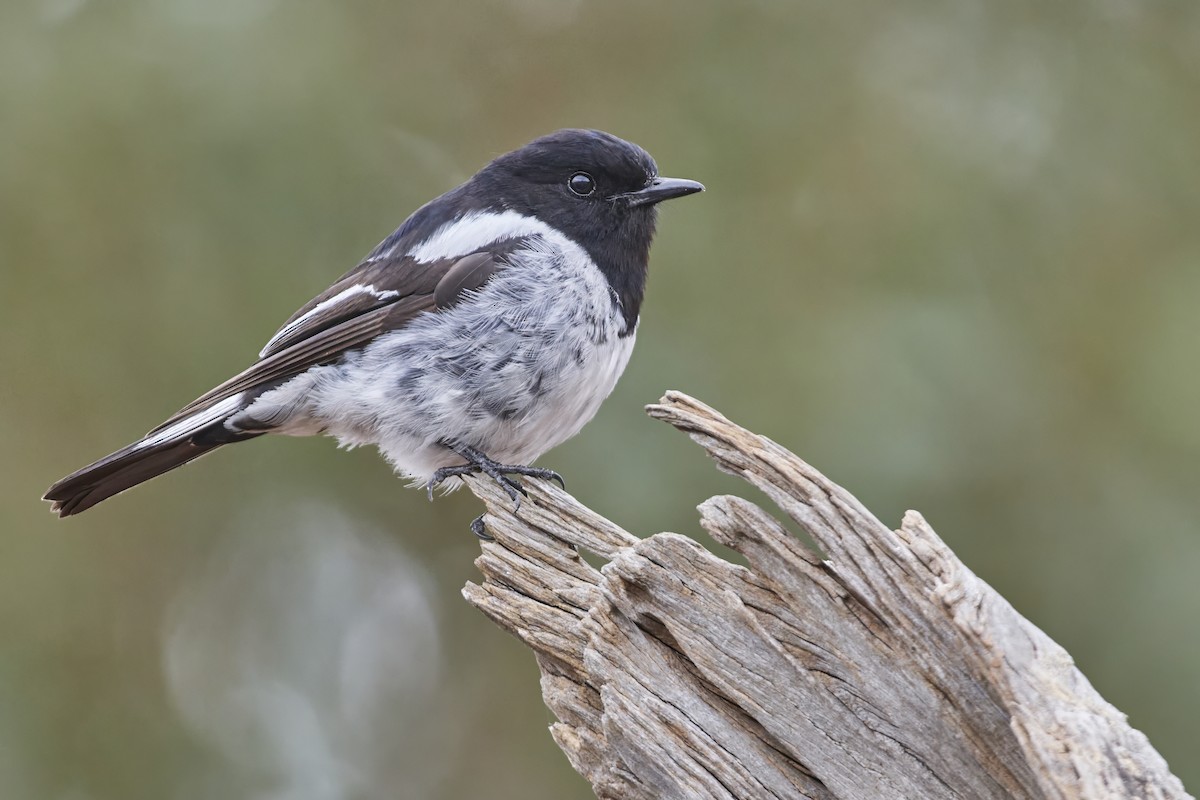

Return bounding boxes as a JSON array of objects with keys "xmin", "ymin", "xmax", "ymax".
[{"xmin": 425, "ymin": 443, "xmax": 566, "ymax": 511}]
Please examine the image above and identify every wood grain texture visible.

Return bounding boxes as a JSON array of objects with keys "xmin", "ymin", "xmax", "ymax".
[{"xmin": 461, "ymin": 391, "xmax": 1191, "ymax": 800}]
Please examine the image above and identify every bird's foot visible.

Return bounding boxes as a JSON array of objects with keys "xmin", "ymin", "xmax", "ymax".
[{"xmin": 426, "ymin": 444, "xmax": 566, "ymax": 512}]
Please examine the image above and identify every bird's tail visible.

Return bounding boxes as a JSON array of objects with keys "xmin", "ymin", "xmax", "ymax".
[{"xmin": 44, "ymin": 413, "xmax": 261, "ymax": 517}]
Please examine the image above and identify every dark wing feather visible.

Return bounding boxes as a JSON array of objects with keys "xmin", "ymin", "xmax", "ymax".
[
  {"xmin": 260, "ymin": 288, "xmax": 393, "ymax": 357},
  {"xmin": 434, "ymin": 252, "xmax": 503, "ymax": 309},
  {"xmin": 261, "ymin": 258, "xmax": 455, "ymax": 358},
  {"xmin": 157, "ymin": 295, "xmax": 436, "ymax": 430},
  {"xmin": 154, "ymin": 247, "xmax": 518, "ymax": 433}
]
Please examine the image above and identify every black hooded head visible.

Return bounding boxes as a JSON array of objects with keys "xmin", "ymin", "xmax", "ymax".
[{"xmin": 472, "ymin": 129, "xmax": 675, "ymax": 332}]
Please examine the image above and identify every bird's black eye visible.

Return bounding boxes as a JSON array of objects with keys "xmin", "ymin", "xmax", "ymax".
[{"xmin": 568, "ymin": 172, "xmax": 596, "ymax": 197}]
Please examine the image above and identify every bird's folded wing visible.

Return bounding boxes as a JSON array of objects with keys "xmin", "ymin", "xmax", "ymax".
[{"xmin": 149, "ymin": 248, "xmax": 509, "ymax": 435}]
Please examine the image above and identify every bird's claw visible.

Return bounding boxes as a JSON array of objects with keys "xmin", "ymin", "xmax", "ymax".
[
  {"xmin": 508, "ymin": 466, "xmax": 565, "ymax": 490},
  {"xmin": 425, "ymin": 463, "xmax": 479, "ymax": 501},
  {"xmin": 487, "ymin": 464, "xmax": 565, "ymax": 491},
  {"xmin": 470, "ymin": 514, "xmax": 493, "ymax": 541},
  {"xmin": 496, "ymin": 475, "xmax": 526, "ymax": 510}
]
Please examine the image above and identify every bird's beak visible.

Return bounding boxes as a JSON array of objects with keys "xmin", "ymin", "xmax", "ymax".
[{"xmin": 624, "ymin": 176, "xmax": 705, "ymax": 207}]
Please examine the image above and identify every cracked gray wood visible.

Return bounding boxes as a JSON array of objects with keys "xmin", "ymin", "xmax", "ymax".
[{"xmin": 461, "ymin": 391, "xmax": 1191, "ymax": 800}]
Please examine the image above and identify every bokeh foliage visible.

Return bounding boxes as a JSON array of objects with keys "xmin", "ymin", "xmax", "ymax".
[{"xmin": 2, "ymin": 1, "xmax": 1198, "ymax": 797}]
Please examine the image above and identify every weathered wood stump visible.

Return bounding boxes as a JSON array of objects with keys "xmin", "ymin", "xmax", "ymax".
[{"xmin": 462, "ymin": 391, "xmax": 1190, "ymax": 800}]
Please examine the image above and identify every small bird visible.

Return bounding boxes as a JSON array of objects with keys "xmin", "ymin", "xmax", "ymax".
[{"xmin": 44, "ymin": 129, "xmax": 703, "ymax": 529}]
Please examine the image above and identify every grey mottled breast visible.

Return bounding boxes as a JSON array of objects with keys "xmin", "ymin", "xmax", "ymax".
[{"xmin": 244, "ymin": 230, "xmax": 636, "ymax": 480}]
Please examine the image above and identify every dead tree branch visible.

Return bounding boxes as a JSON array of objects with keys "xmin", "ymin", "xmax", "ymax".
[{"xmin": 461, "ymin": 391, "xmax": 1190, "ymax": 800}]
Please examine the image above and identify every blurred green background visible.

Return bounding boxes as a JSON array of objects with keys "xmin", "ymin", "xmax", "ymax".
[{"xmin": 3, "ymin": 1, "xmax": 1198, "ymax": 797}]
